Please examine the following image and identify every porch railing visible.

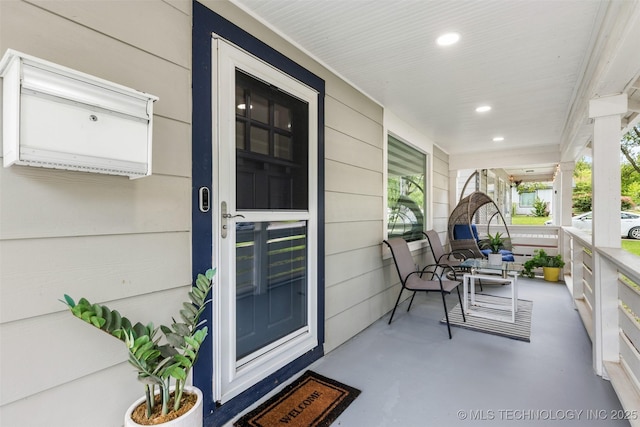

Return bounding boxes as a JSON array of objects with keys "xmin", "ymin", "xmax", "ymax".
[
  {"xmin": 488, "ymin": 224, "xmax": 560, "ymax": 265},
  {"xmin": 562, "ymin": 227, "xmax": 640, "ymax": 425}
]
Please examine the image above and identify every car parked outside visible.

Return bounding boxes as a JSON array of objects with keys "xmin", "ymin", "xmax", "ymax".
[{"xmin": 544, "ymin": 211, "xmax": 640, "ymax": 239}]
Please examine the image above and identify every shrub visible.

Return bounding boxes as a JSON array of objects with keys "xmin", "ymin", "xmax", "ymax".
[
  {"xmin": 532, "ymin": 197, "xmax": 549, "ymax": 217},
  {"xmin": 621, "ymin": 196, "xmax": 635, "ymax": 211}
]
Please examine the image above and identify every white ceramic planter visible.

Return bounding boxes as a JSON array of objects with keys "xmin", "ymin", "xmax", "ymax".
[
  {"xmin": 124, "ymin": 386, "xmax": 203, "ymax": 427},
  {"xmin": 488, "ymin": 253, "xmax": 502, "ymax": 265}
]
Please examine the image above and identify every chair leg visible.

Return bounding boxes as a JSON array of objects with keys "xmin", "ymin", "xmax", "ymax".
[
  {"xmin": 440, "ymin": 291, "xmax": 452, "ymax": 339},
  {"xmin": 456, "ymin": 286, "xmax": 466, "ymax": 322},
  {"xmin": 388, "ymin": 287, "xmax": 404, "ymax": 325},
  {"xmin": 407, "ymin": 291, "xmax": 418, "ymax": 312}
]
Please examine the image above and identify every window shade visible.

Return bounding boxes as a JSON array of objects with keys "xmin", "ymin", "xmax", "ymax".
[{"xmin": 388, "ymin": 135, "xmax": 425, "ymax": 176}]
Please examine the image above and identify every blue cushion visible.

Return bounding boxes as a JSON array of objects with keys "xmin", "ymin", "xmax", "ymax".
[
  {"xmin": 480, "ymin": 248, "xmax": 514, "ymax": 261},
  {"xmin": 453, "ymin": 224, "xmax": 479, "ymax": 241}
]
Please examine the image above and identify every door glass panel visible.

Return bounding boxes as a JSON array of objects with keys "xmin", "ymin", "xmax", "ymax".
[
  {"xmin": 251, "ymin": 93, "xmax": 269, "ymax": 123},
  {"xmin": 274, "ymin": 103, "xmax": 291, "ymax": 130},
  {"xmin": 235, "ymin": 70, "xmax": 309, "ymax": 210},
  {"xmin": 250, "ymin": 126, "xmax": 269, "ymax": 155},
  {"xmin": 274, "ymin": 134, "xmax": 292, "ymax": 160},
  {"xmin": 235, "ymin": 221, "xmax": 308, "ymax": 360},
  {"xmin": 236, "ymin": 122, "xmax": 245, "ymax": 150},
  {"xmin": 236, "ymin": 87, "xmax": 247, "ymax": 117}
]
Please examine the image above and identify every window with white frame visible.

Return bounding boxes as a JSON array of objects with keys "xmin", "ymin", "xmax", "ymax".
[
  {"xmin": 520, "ymin": 192, "xmax": 536, "ymax": 207},
  {"xmin": 387, "ymin": 135, "xmax": 426, "ymax": 242}
]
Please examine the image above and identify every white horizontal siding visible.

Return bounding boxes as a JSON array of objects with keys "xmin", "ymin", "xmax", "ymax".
[
  {"xmin": 325, "ymin": 221, "xmax": 382, "ymax": 255},
  {"xmin": 29, "ymin": 0, "xmax": 192, "ymax": 68},
  {"xmin": 325, "ymin": 160, "xmax": 382, "ymax": 196},
  {"xmin": 325, "ymin": 245, "xmax": 385, "ymax": 288},
  {"xmin": 2, "ymin": 1, "xmax": 191, "ymax": 123},
  {"xmin": 1, "ymin": 286, "xmax": 191, "ymax": 406},
  {"xmin": 1, "ymin": 232, "xmax": 191, "ymax": 323},
  {"xmin": 0, "ymin": 1, "xmax": 193, "ymax": 426},
  {"xmin": 0, "ymin": 167, "xmax": 190, "ymax": 240},
  {"xmin": 325, "ymin": 96, "xmax": 383, "ymax": 148},
  {"xmin": 325, "ymin": 127, "xmax": 383, "ymax": 172}
]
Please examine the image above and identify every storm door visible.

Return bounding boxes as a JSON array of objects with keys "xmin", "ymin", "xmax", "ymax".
[{"xmin": 213, "ymin": 39, "xmax": 318, "ymax": 403}]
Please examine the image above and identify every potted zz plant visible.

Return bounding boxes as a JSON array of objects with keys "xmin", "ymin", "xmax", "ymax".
[
  {"xmin": 481, "ymin": 232, "xmax": 505, "ymax": 265},
  {"xmin": 522, "ymin": 249, "xmax": 565, "ymax": 282},
  {"xmin": 61, "ymin": 268, "xmax": 215, "ymax": 426}
]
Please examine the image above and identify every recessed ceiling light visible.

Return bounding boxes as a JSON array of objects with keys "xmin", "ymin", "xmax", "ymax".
[
  {"xmin": 436, "ymin": 32, "xmax": 460, "ymax": 46},
  {"xmin": 493, "ymin": 136, "xmax": 504, "ymax": 142},
  {"xmin": 475, "ymin": 105, "xmax": 492, "ymax": 113}
]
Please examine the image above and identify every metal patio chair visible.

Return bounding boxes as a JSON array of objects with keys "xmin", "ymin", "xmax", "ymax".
[
  {"xmin": 383, "ymin": 237, "xmax": 466, "ymax": 339},
  {"xmin": 423, "ymin": 229, "xmax": 482, "ymax": 291}
]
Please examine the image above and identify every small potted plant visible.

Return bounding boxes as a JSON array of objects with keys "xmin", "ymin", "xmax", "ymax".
[
  {"xmin": 481, "ymin": 232, "xmax": 505, "ymax": 265},
  {"xmin": 522, "ymin": 249, "xmax": 565, "ymax": 282},
  {"xmin": 61, "ymin": 268, "xmax": 215, "ymax": 426}
]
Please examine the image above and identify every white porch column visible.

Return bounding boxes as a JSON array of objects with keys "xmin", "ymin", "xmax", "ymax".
[
  {"xmin": 558, "ymin": 162, "xmax": 574, "ymax": 227},
  {"xmin": 556, "ymin": 162, "xmax": 574, "ymax": 282},
  {"xmin": 588, "ymin": 93, "xmax": 627, "ymax": 377}
]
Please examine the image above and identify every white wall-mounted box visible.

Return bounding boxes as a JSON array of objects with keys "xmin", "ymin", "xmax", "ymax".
[{"xmin": 0, "ymin": 49, "xmax": 158, "ymax": 178}]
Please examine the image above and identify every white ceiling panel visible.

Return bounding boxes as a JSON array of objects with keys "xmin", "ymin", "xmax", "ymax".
[{"xmin": 232, "ymin": 0, "xmax": 640, "ymax": 180}]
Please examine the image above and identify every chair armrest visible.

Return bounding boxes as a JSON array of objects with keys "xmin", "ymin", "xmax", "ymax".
[{"xmin": 420, "ymin": 263, "xmax": 457, "ymax": 280}]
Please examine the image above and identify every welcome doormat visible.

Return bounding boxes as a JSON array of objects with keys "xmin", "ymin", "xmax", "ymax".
[
  {"xmin": 442, "ymin": 294, "xmax": 533, "ymax": 342},
  {"xmin": 234, "ymin": 371, "xmax": 360, "ymax": 427}
]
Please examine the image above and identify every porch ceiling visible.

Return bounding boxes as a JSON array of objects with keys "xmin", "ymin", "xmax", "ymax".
[{"xmin": 232, "ymin": 0, "xmax": 640, "ymax": 182}]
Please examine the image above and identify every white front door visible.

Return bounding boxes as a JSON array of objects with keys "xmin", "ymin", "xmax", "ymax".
[{"xmin": 212, "ymin": 38, "xmax": 318, "ymax": 403}]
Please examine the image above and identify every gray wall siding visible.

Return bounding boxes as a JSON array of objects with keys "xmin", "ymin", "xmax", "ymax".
[
  {"xmin": 0, "ymin": 1, "xmax": 450, "ymax": 425},
  {"xmin": 0, "ymin": 1, "xmax": 193, "ymax": 426},
  {"xmin": 324, "ymin": 96, "xmax": 387, "ymax": 352},
  {"xmin": 433, "ymin": 146, "xmax": 451, "ymax": 240}
]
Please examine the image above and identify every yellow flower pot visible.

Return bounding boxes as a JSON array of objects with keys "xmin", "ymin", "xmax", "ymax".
[{"xmin": 543, "ymin": 267, "xmax": 561, "ymax": 282}]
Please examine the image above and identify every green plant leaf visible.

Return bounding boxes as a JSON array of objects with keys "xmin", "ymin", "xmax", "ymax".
[
  {"xmin": 193, "ymin": 288, "xmax": 208, "ymax": 302},
  {"xmin": 134, "ymin": 341, "xmax": 155, "ymax": 359},
  {"xmin": 180, "ymin": 309, "xmax": 195, "ymax": 323},
  {"xmin": 70, "ymin": 305, "xmax": 84, "ymax": 318},
  {"xmin": 90, "ymin": 315, "xmax": 106, "ymax": 328},
  {"xmin": 179, "ymin": 311, "xmax": 192, "ymax": 325},
  {"xmin": 62, "ymin": 294, "xmax": 76, "ymax": 308},
  {"xmin": 174, "ymin": 354, "xmax": 192, "ymax": 368},
  {"xmin": 158, "ymin": 344, "xmax": 178, "ymax": 358},
  {"xmin": 111, "ymin": 310, "xmax": 122, "ymax": 331},
  {"xmin": 184, "ymin": 335, "xmax": 199, "ymax": 349},
  {"xmin": 165, "ymin": 365, "xmax": 187, "ymax": 381},
  {"xmin": 121, "ymin": 318, "xmax": 132, "ymax": 334},
  {"xmin": 92, "ymin": 304, "xmax": 103, "ymax": 319},
  {"xmin": 165, "ymin": 332, "xmax": 184, "ymax": 348},
  {"xmin": 172, "ymin": 323, "xmax": 190, "ymax": 336},
  {"xmin": 81, "ymin": 310, "xmax": 94, "ymax": 322},
  {"xmin": 102, "ymin": 308, "xmax": 112, "ymax": 331},
  {"xmin": 133, "ymin": 322, "xmax": 148, "ymax": 339},
  {"xmin": 182, "ymin": 302, "xmax": 198, "ymax": 316}
]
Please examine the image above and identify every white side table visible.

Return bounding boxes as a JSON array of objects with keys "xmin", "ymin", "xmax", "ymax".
[{"xmin": 462, "ymin": 271, "xmax": 519, "ymax": 323}]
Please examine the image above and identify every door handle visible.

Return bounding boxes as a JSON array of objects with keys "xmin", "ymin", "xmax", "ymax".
[{"xmin": 221, "ymin": 201, "xmax": 245, "ymax": 238}]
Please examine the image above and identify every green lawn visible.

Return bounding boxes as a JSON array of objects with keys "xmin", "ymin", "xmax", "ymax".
[
  {"xmin": 622, "ymin": 239, "xmax": 640, "ymax": 256},
  {"xmin": 512, "ymin": 215, "xmax": 550, "ymax": 225}
]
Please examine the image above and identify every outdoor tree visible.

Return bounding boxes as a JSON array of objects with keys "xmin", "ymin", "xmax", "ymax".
[
  {"xmin": 573, "ymin": 158, "xmax": 592, "ymax": 212},
  {"xmin": 620, "ymin": 123, "xmax": 640, "ymax": 174},
  {"xmin": 620, "ymin": 123, "xmax": 640, "ymax": 205}
]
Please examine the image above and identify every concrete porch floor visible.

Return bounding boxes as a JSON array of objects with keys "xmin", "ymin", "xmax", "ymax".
[{"xmin": 231, "ymin": 277, "xmax": 630, "ymax": 426}]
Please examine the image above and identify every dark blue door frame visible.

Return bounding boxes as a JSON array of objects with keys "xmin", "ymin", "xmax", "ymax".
[{"xmin": 191, "ymin": 2, "xmax": 325, "ymax": 426}]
